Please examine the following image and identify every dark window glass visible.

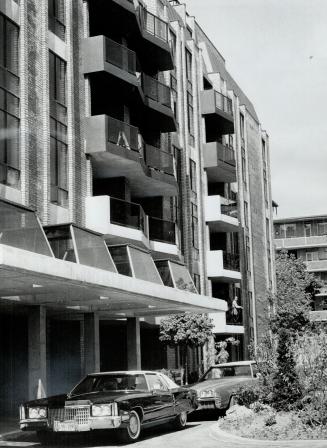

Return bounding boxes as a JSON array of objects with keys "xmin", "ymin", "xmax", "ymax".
[
  {"xmin": 108, "ymin": 246, "xmax": 132, "ymax": 277},
  {"xmin": 190, "ymin": 159, "xmax": 196, "ymax": 192},
  {"xmin": 191, "ymin": 202, "xmax": 199, "ymax": 252},
  {"xmin": 48, "ymin": 0, "xmax": 65, "ymax": 40},
  {"xmin": 193, "ymin": 273, "xmax": 201, "ymax": 294},
  {"xmin": 49, "ymin": 51, "xmax": 68, "ymax": 206},
  {"xmin": 0, "ymin": 15, "xmax": 20, "ymax": 188}
]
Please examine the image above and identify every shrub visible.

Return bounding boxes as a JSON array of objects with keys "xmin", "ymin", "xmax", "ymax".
[{"xmin": 234, "ymin": 382, "xmax": 266, "ymax": 408}]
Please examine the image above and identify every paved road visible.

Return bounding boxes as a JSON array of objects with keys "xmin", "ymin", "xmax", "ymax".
[{"xmin": 2, "ymin": 416, "xmax": 327, "ymax": 448}]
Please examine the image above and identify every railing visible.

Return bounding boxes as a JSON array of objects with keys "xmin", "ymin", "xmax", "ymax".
[
  {"xmin": 139, "ymin": 7, "xmax": 168, "ymax": 42},
  {"xmin": 105, "ymin": 38, "xmax": 137, "ymax": 75},
  {"xmin": 142, "ymin": 74, "xmax": 171, "ymax": 108},
  {"xmin": 221, "ymin": 202, "xmax": 238, "ymax": 217},
  {"xmin": 217, "ymin": 144, "xmax": 236, "ymax": 166},
  {"xmin": 227, "ymin": 308, "xmax": 243, "ymax": 326},
  {"xmin": 144, "ymin": 144, "xmax": 175, "ymax": 176},
  {"xmin": 223, "ymin": 251, "xmax": 240, "ymax": 271},
  {"xmin": 214, "ymin": 91, "xmax": 233, "ymax": 116},
  {"xmin": 149, "ymin": 216, "xmax": 176, "ymax": 244},
  {"xmin": 110, "ymin": 197, "xmax": 146, "ymax": 232},
  {"xmin": 107, "ymin": 116, "xmax": 140, "ymax": 152}
]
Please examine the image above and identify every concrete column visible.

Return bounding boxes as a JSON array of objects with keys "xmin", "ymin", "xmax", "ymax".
[
  {"xmin": 28, "ymin": 306, "xmax": 47, "ymax": 400},
  {"xmin": 127, "ymin": 318, "xmax": 141, "ymax": 370},
  {"xmin": 83, "ymin": 313, "xmax": 100, "ymax": 375}
]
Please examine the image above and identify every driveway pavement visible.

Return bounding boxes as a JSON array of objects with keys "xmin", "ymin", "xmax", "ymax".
[{"xmin": 1, "ymin": 417, "xmax": 327, "ymax": 448}]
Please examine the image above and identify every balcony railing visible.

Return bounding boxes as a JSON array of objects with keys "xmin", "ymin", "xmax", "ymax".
[
  {"xmin": 144, "ymin": 144, "xmax": 175, "ymax": 175},
  {"xmin": 215, "ymin": 91, "xmax": 233, "ymax": 117},
  {"xmin": 221, "ymin": 202, "xmax": 238, "ymax": 217},
  {"xmin": 227, "ymin": 308, "xmax": 243, "ymax": 326},
  {"xmin": 110, "ymin": 197, "xmax": 146, "ymax": 233},
  {"xmin": 149, "ymin": 216, "xmax": 176, "ymax": 244},
  {"xmin": 217, "ymin": 144, "xmax": 236, "ymax": 166},
  {"xmin": 223, "ymin": 251, "xmax": 240, "ymax": 271},
  {"xmin": 105, "ymin": 38, "xmax": 137, "ymax": 75},
  {"xmin": 142, "ymin": 74, "xmax": 171, "ymax": 108},
  {"xmin": 139, "ymin": 7, "xmax": 168, "ymax": 42},
  {"xmin": 107, "ymin": 116, "xmax": 140, "ymax": 153}
]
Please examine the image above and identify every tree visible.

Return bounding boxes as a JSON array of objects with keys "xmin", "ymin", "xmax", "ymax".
[
  {"xmin": 215, "ymin": 337, "xmax": 240, "ymax": 364},
  {"xmin": 268, "ymin": 250, "xmax": 321, "ymax": 409},
  {"xmin": 159, "ymin": 313, "xmax": 214, "ymax": 384}
]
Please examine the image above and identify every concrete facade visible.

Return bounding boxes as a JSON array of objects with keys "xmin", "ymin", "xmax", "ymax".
[{"xmin": 0, "ymin": 0, "xmax": 274, "ymax": 417}]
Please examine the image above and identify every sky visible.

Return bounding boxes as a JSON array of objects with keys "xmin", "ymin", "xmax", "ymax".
[{"xmin": 185, "ymin": 0, "xmax": 327, "ymax": 219}]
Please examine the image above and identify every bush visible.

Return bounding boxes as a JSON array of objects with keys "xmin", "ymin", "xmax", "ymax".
[{"xmin": 234, "ymin": 382, "xmax": 270, "ymax": 408}]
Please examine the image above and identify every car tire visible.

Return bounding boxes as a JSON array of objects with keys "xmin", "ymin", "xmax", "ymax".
[
  {"xmin": 36, "ymin": 431, "xmax": 55, "ymax": 446},
  {"xmin": 117, "ymin": 410, "xmax": 141, "ymax": 444},
  {"xmin": 173, "ymin": 411, "xmax": 187, "ymax": 430}
]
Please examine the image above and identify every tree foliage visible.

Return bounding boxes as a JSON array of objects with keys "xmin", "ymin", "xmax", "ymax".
[
  {"xmin": 159, "ymin": 312, "xmax": 214, "ymax": 347},
  {"xmin": 159, "ymin": 313, "xmax": 214, "ymax": 383}
]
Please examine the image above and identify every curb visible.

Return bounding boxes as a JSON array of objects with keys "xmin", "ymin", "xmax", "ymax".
[
  {"xmin": 210, "ymin": 424, "xmax": 327, "ymax": 446},
  {"xmin": 0, "ymin": 430, "xmax": 24, "ymax": 441}
]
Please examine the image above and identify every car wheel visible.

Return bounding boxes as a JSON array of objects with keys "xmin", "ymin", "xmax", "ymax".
[
  {"xmin": 173, "ymin": 411, "xmax": 187, "ymax": 430},
  {"xmin": 117, "ymin": 410, "xmax": 141, "ymax": 443},
  {"xmin": 36, "ymin": 431, "xmax": 55, "ymax": 445}
]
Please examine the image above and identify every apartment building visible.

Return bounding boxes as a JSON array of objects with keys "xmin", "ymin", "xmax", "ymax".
[
  {"xmin": 274, "ymin": 215, "xmax": 327, "ymax": 319},
  {"xmin": 0, "ymin": 0, "xmax": 274, "ymax": 417}
]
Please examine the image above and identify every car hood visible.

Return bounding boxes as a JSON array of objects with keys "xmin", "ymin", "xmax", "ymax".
[
  {"xmin": 191, "ymin": 377, "xmax": 253, "ymax": 393},
  {"xmin": 24, "ymin": 390, "xmax": 149, "ymax": 407}
]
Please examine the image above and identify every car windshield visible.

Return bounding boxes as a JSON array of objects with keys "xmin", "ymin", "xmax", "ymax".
[
  {"xmin": 70, "ymin": 374, "xmax": 149, "ymax": 396},
  {"xmin": 201, "ymin": 365, "xmax": 253, "ymax": 380}
]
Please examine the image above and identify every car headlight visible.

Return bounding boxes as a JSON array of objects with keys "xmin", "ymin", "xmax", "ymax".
[
  {"xmin": 92, "ymin": 403, "xmax": 117, "ymax": 417},
  {"xmin": 200, "ymin": 389, "xmax": 215, "ymax": 398},
  {"xmin": 28, "ymin": 407, "xmax": 47, "ymax": 419}
]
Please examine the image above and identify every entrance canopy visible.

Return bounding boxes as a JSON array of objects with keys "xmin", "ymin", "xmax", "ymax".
[{"xmin": 0, "ymin": 200, "xmax": 227, "ymax": 317}]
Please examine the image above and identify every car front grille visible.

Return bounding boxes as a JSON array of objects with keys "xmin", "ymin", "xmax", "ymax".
[
  {"xmin": 197, "ymin": 400, "xmax": 216, "ymax": 410},
  {"xmin": 48, "ymin": 406, "xmax": 90, "ymax": 428}
]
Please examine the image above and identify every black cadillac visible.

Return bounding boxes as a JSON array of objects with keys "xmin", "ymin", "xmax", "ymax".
[{"xmin": 19, "ymin": 371, "xmax": 197, "ymax": 443}]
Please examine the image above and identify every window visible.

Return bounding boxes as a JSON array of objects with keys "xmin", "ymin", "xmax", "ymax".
[
  {"xmin": 48, "ymin": 0, "xmax": 65, "ymax": 40},
  {"xmin": 187, "ymin": 91, "xmax": 194, "ymax": 146},
  {"xmin": 170, "ymin": 72, "xmax": 178, "ymax": 122},
  {"xmin": 246, "ymin": 235, "xmax": 251, "ymax": 275},
  {"xmin": 145, "ymin": 374, "xmax": 168, "ymax": 392},
  {"xmin": 191, "ymin": 202, "xmax": 199, "ymax": 258},
  {"xmin": 240, "ymin": 113, "xmax": 245, "ymax": 147},
  {"xmin": 0, "ymin": 14, "xmax": 20, "ymax": 189},
  {"xmin": 306, "ymin": 252, "xmax": 313, "ymax": 262},
  {"xmin": 241, "ymin": 147, "xmax": 247, "ymax": 190},
  {"xmin": 193, "ymin": 273, "xmax": 201, "ymax": 294},
  {"xmin": 49, "ymin": 51, "xmax": 68, "ymax": 206},
  {"xmin": 285, "ymin": 223, "xmax": 296, "ymax": 238},
  {"xmin": 266, "ymin": 218, "xmax": 271, "ymax": 246},
  {"xmin": 186, "ymin": 49, "xmax": 192, "ymax": 82},
  {"xmin": 317, "ymin": 222, "xmax": 327, "ymax": 236},
  {"xmin": 244, "ymin": 201, "xmax": 249, "ymax": 229},
  {"xmin": 304, "ymin": 223, "xmax": 311, "ymax": 237},
  {"xmin": 190, "ymin": 159, "xmax": 196, "ymax": 192},
  {"xmin": 319, "ymin": 248, "xmax": 327, "ymax": 261}
]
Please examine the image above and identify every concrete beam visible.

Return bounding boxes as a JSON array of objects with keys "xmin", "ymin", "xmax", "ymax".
[{"xmin": 127, "ymin": 317, "xmax": 141, "ymax": 370}]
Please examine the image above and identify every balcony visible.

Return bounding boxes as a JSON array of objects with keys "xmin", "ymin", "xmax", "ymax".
[
  {"xmin": 305, "ymin": 259, "xmax": 327, "ymax": 273},
  {"xmin": 144, "ymin": 144, "xmax": 175, "ymax": 176},
  {"xmin": 136, "ymin": 6, "xmax": 174, "ymax": 72},
  {"xmin": 85, "ymin": 115, "xmax": 178, "ymax": 197},
  {"xmin": 275, "ymin": 234, "xmax": 327, "ymax": 250},
  {"xmin": 142, "ymin": 74, "xmax": 176, "ymax": 132},
  {"xmin": 85, "ymin": 196, "xmax": 149, "ymax": 247},
  {"xmin": 149, "ymin": 217, "xmax": 180, "ymax": 257},
  {"xmin": 207, "ymin": 250, "xmax": 241, "ymax": 283},
  {"xmin": 201, "ymin": 90, "xmax": 234, "ymax": 140},
  {"xmin": 205, "ymin": 196, "xmax": 239, "ymax": 233},
  {"xmin": 204, "ymin": 142, "xmax": 236, "ymax": 183},
  {"xmin": 82, "ymin": 36, "xmax": 141, "ymax": 96},
  {"xmin": 210, "ymin": 312, "xmax": 244, "ymax": 334}
]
